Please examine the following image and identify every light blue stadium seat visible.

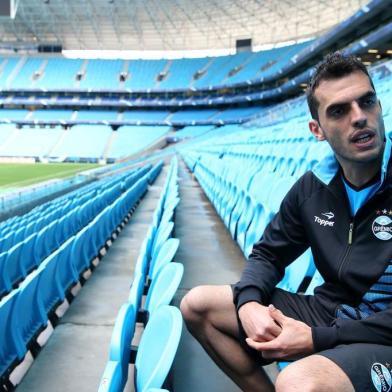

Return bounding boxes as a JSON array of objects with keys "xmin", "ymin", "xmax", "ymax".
[
  {"xmin": 159, "ymin": 200, "xmax": 180, "ymax": 226},
  {"xmin": 228, "ymin": 189, "xmax": 248, "ymax": 239},
  {"xmin": 146, "ymin": 389, "xmax": 169, "ymax": 392},
  {"xmin": 276, "ymin": 248, "xmax": 315, "ymax": 293},
  {"xmin": 244, "ymin": 202, "xmax": 271, "ymax": 257},
  {"xmin": 150, "ymin": 221, "xmax": 174, "ymax": 262},
  {"xmin": 144, "ymin": 262, "xmax": 184, "ymax": 317},
  {"xmin": 99, "ymin": 306, "xmax": 182, "ymax": 392},
  {"xmin": 236, "ymin": 195, "xmax": 257, "ymax": 252},
  {"xmin": 134, "ymin": 305, "xmax": 182, "ymax": 392},
  {"xmin": 98, "ymin": 360, "xmax": 123, "ymax": 392},
  {"xmin": 109, "ymin": 302, "xmax": 137, "ymax": 389},
  {"xmin": 304, "ymin": 269, "xmax": 324, "ymax": 295},
  {"xmin": 134, "ymin": 235, "xmax": 153, "ymax": 279},
  {"xmin": 148, "ymin": 238, "xmax": 180, "ymax": 281},
  {"xmin": 129, "ymin": 271, "xmax": 146, "ymax": 318}
]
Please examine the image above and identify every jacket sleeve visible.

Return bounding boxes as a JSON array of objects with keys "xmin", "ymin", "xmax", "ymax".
[
  {"xmin": 312, "ymin": 306, "xmax": 392, "ymax": 351},
  {"xmin": 233, "ymin": 178, "xmax": 310, "ymax": 309}
]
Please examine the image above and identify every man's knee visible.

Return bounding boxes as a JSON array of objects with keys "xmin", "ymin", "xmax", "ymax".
[
  {"xmin": 180, "ymin": 285, "xmax": 207, "ymax": 324},
  {"xmin": 275, "ymin": 365, "xmax": 318, "ymax": 392},
  {"xmin": 180, "ymin": 285, "xmax": 234, "ymax": 328},
  {"xmin": 275, "ymin": 355, "xmax": 354, "ymax": 392}
]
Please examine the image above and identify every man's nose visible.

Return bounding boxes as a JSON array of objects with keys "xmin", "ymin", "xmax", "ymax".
[{"xmin": 351, "ymin": 101, "xmax": 367, "ymax": 128}]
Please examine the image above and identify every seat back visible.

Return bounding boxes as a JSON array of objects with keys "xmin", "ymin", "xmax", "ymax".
[
  {"xmin": 145, "ymin": 262, "xmax": 184, "ymax": 315},
  {"xmin": 150, "ymin": 221, "xmax": 174, "ymax": 261},
  {"xmin": 98, "ymin": 360, "xmax": 123, "ymax": 392},
  {"xmin": 135, "ymin": 306, "xmax": 182, "ymax": 392},
  {"xmin": 108, "ymin": 302, "xmax": 137, "ymax": 387},
  {"xmin": 0, "ymin": 289, "xmax": 23, "ymax": 378},
  {"xmin": 149, "ymin": 238, "xmax": 180, "ymax": 281}
]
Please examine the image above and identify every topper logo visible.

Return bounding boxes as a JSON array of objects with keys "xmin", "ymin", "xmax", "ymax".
[
  {"xmin": 314, "ymin": 211, "xmax": 335, "ymax": 227},
  {"xmin": 322, "ymin": 212, "xmax": 334, "ymax": 220}
]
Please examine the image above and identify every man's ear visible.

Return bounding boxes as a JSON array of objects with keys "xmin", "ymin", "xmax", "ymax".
[{"xmin": 309, "ymin": 119, "xmax": 326, "ymax": 141}]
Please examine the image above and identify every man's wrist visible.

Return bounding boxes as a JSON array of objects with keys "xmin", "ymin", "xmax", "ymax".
[{"xmin": 235, "ymin": 286, "xmax": 263, "ymax": 310}]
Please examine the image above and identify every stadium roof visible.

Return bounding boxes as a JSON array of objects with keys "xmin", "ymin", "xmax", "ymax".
[{"xmin": 0, "ymin": 0, "xmax": 369, "ymax": 52}]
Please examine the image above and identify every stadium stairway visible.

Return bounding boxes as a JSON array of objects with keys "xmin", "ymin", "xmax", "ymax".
[
  {"xmin": 15, "ymin": 162, "xmax": 168, "ymax": 392},
  {"xmin": 170, "ymin": 158, "xmax": 278, "ymax": 391}
]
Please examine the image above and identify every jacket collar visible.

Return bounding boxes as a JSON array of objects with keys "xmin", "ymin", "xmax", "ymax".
[{"xmin": 312, "ymin": 134, "xmax": 392, "ymax": 188}]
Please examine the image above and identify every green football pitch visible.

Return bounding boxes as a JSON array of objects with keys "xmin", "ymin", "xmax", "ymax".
[{"xmin": 0, "ymin": 163, "xmax": 99, "ymax": 191}]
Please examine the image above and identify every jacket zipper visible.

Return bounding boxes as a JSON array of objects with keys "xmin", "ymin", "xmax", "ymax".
[{"xmin": 338, "ymin": 222, "xmax": 354, "ymax": 281}]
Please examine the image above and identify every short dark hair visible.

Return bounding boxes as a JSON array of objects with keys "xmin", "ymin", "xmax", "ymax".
[{"xmin": 306, "ymin": 52, "xmax": 375, "ymax": 120}]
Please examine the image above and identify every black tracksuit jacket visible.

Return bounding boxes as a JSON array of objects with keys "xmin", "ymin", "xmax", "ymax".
[{"xmin": 233, "ymin": 135, "xmax": 392, "ymax": 352}]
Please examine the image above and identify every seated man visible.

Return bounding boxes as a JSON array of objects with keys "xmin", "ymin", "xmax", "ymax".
[{"xmin": 180, "ymin": 52, "xmax": 392, "ymax": 392}]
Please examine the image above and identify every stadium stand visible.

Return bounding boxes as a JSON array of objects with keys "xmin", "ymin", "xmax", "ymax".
[
  {"xmin": 0, "ymin": 45, "xmax": 311, "ymax": 92},
  {"xmin": 0, "ymin": 160, "xmax": 163, "ymax": 390},
  {"xmin": 107, "ymin": 126, "xmax": 170, "ymax": 160},
  {"xmin": 1, "ymin": 127, "xmax": 64, "ymax": 158}
]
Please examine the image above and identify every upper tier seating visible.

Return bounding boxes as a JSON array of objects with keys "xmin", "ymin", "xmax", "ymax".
[
  {"xmin": 50, "ymin": 125, "xmax": 112, "ymax": 160},
  {"xmin": 0, "ymin": 41, "xmax": 311, "ymax": 92},
  {"xmin": 79, "ymin": 60, "xmax": 124, "ymax": 90},
  {"xmin": 125, "ymin": 59, "xmax": 168, "ymax": 90},
  {"xmin": 1, "ymin": 127, "xmax": 64, "ymax": 158}
]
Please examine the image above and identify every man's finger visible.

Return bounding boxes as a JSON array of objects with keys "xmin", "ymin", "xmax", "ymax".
[
  {"xmin": 268, "ymin": 304, "xmax": 286, "ymax": 325},
  {"xmin": 245, "ymin": 337, "xmax": 280, "ymax": 351}
]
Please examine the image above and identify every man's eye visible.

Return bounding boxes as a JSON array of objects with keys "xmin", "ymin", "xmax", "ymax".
[
  {"xmin": 329, "ymin": 107, "xmax": 345, "ymax": 117},
  {"xmin": 361, "ymin": 96, "xmax": 377, "ymax": 108}
]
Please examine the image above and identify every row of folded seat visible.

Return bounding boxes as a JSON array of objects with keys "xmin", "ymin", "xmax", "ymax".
[
  {"xmin": 99, "ymin": 157, "xmax": 183, "ymax": 392},
  {"xmin": 0, "ymin": 165, "xmax": 159, "ymax": 299},
  {"xmin": 0, "ymin": 161, "xmax": 163, "ymax": 391},
  {"xmin": 180, "ymin": 126, "xmax": 330, "ymax": 296}
]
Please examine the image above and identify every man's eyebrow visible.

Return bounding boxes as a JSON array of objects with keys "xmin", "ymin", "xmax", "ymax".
[
  {"xmin": 358, "ymin": 90, "xmax": 377, "ymax": 100},
  {"xmin": 325, "ymin": 90, "xmax": 376, "ymax": 112}
]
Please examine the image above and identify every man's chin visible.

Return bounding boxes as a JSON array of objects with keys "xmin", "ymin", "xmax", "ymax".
[{"xmin": 352, "ymin": 148, "xmax": 384, "ymax": 164}]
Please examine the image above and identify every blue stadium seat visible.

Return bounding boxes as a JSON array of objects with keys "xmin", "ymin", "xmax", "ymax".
[
  {"xmin": 148, "ymin": 238, "xmax": 180, "ymax": 281},
  {"xmin": 236, "ymin": 195, "xmax": 257, "ymax": 252},
  {"xmin": 0, "ymin": 251, "xmax": 12, "ymax": 298},
  {"xmin": 0, "ymin": 289, "xmax": 24, "ymax": 380},
  {"xmin": 276, "ymin": 249, "xmax": 315, "ymax": 293},
  {"xmin": 98, "ymin": 360, "xmax": 123, "ymax": 392},
  {"xmin": 150, "ymin": 221, "xmax": 174, "ymax": 262},
  {"xmin": 134, "ymin": 305, "xmax": 182, "ymax": 392},
  {"xmin": 109, "ymin": 302, "xmax": 137, "ymax": 389},
  {"xmin": 304, "ymin": 269, "xmax": 324, "ymax": 295},
  {"xmin": 4, "ymin": 242, "xmax": 25, "ymax": 289},
  {"xmin": 144, "ymin": 262, "xmax": 184, "ymax": 316},
  {"xmin": 54, "ymin": 237, "xmax": 79, "ymax": 297},
  {"xmin": 12, "ymin": 268, "xmax": 48, "ymax": 359}
]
